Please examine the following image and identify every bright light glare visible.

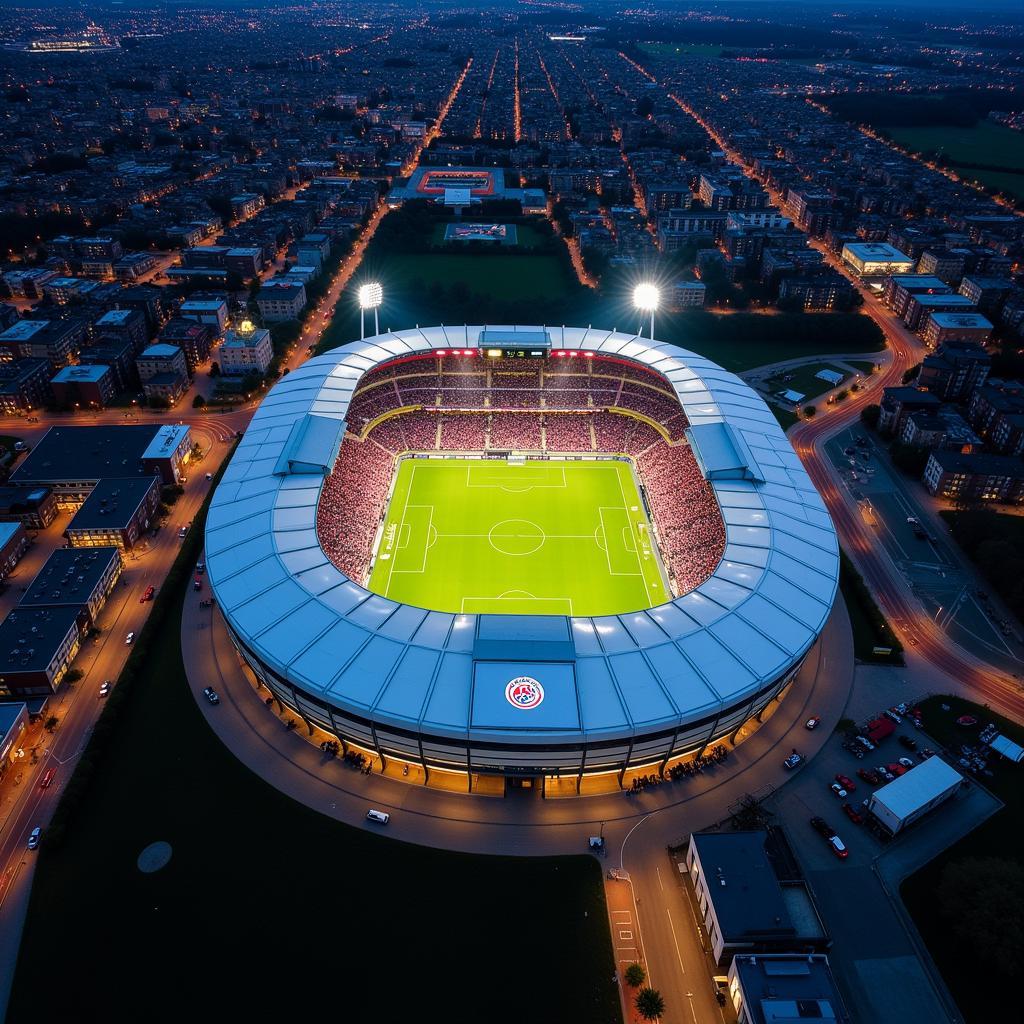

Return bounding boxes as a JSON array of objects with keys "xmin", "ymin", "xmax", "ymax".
[
  {"xmin": 633, "ymin": 282, "xmax": 660, "ymax": 311},
  {"xmin": 358, "ymin": 282, "xmax": 383, "ymax": 309}
]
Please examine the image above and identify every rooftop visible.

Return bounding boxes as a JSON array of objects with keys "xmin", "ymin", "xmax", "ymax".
[
  {"xmin": 139, "ymin": 343, "xmax": 183, "ymax": 361},
  {"xmin": 66, "ymin": 477, "xmax": 157, "ymax": 532},
  {"xmin": 0, "ymin": 605, "xmax": 81, "ymax": 675},
  {"xmin": 20, "ymin": 547, "xmax": 120, "ymax": 609},
  {"xmin": 51, "ymin": 364, "xmax": 111, "ymax": 385},
  {"xmin": 10, "ymin": 425, "xmax": 166, "ymax": 485},
  {"xmin": 731, "ymin": 954, "xmax": 842, "ymax": 1024}
]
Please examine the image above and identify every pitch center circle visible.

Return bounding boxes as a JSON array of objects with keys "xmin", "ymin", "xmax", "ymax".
[{"xmin": 488, "ymin": 519, "xmax": 545, "ymax": 556}]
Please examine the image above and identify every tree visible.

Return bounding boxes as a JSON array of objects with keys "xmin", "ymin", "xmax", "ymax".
[
  {"xmin": 44, "ymin": 716, "xmax": 58, "ymax": 733},
  {"xmin": 209, "ymin": 361, "xmax": 221, "ymax": 378},
  {"xmin": 64, "ymin": 669, "xmax": 83, "ymax": 684},
  {"xmin": 624, "ymin": 963, "xmax": 646, "ymax": 988},
  {"xmin": 802, "ymin": 404, "xmax": 817, "ymax": 418},
  {"xmin": 636, "ymin": 987, "xmax": 665, "ymax": 1020},
  {"xmin": 902, "ymin": 362, "xmax": 922, "ymax": 385},
  {"xmin": 192, "ymin": 394, "xmax": 206, "ymax": 408},
  {"xmin": 937, "ymin": 856, "xmax": 1024, "ymax": 981},
  {"xmin": 860, "ymin": 403, "xmax": 881, "ymax": 430}
]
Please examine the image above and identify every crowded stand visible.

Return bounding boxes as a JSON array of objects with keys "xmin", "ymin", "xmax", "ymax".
[{"xmin": 316, "ymin": 352, "xmax": 725, "ymax": 594}]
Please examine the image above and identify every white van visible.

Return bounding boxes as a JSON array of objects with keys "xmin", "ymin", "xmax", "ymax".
[{"xmin": 366, "ymin": 809, "xmax": 390, "ymax": 825}]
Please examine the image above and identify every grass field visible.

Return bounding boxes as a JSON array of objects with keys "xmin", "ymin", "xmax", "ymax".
[
  {"xmin": 640, "ymin": 42, "xmax": 724, "ymax": 58},
  {"xmin": 10, "ymin": 469, "xmax": 621, "ymax": 1023},
  {"xmin": 885, "ymin": 121, "xmax": 1024, "ymax": 202},
  {"xmin": 368, "ymin": 458, "xmax": 668, "ymax": 616},
  {"xmin": 901, "ymin": 694, "xmax": 1024, "ymax": 1023}
]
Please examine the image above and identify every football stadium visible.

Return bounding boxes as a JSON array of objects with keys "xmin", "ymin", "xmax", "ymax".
[{"xmin": 206, "ymin": 326, "xmax": 839, "ymax": 789}]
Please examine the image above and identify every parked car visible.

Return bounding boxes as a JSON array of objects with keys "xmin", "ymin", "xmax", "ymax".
[
  {"xmin": 886, "ymin": 762, "xmax": 908, "ymax": 777},
  {"xmin": 827, "ymin": 835, "xmax": 850, "ymax": 860},
  {"xmin": 884, "ymin": 709, "xmax": 902, "ymax": 724},
  {"xmin": 876, "ymin": 766, "xmax": 895, "ymax": 782},
  {"xmin": 99, "ymin": 680, "xmax": 112, "ymax": 697},
  {"xmin": 898, "ymin": 735, "xmax": 918, "ymax": 751},
  {"xmin": 854, "ymin": 735, "xmax": 876, "ymax": 752},
  {"xmin": 830, "ymin": 782, "xmax": 848, "ymax": 799},
  {"xmin": 202, "ymin": 687, "xmax": 220, "ymax": 705},
  {"xmin": 366, "ymin": 809, "xmax": 390, "ymax": 825},
  {"xmin": 810, "ymin": 816, "xmax": 833, "ymax": 838},
  {"xmin": 27, "ymin": 827, "xmax": 41, "ymax": 850},
  {"xmin": 835, "ymin": 774, "xmax": 856, "ymax": 792},
  {"xmin": 897, "ymin": 757, "xmax": 915, "ymax": 769},
  {"xmin": 842, "ymin": 803, "xmax": 863, "ymax": 825},
  {"xmin": 140, "ymin": 585, "xmax": 155, "ymax": 603},
  {"xmin": 857, "ymin": 768, "xmax": 880, "ymax": 785},
  {"xmin": 783, "ymin": 751, "xmax": 804, "ymax": 770},
  {"xmin": 805, "ymin": 716, "xmax": 821, "ymax": 730}
]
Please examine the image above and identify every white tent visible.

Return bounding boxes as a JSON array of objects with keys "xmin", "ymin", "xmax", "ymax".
[{"xmin": 990, "ymin": 734, "xmax": 1024, "ymax": 764}]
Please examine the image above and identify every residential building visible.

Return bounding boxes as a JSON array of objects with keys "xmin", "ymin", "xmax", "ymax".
[
  {"xmin": 0, "ymin": 605, "xmax": 84, "ymax": 697},
  {"xmin": 256, "ymin": 279, "xmax": 307, "ymax": 322},
  {"xmin": 158, "ymin": 319, "xmax": 212, "ymax": 375},
  {"xmin": 0, "ymin": 359, "xmax": 52, "ymax": 415},
  {"xmin": 0, "ymin": 522, "xmax": 29, "ymax": 580},
  {"xmin": 665, "ymin": 281, "xmax": 706, "ymax": 311},
  {"xmin": 20, "ymin": 546, "xmax": 123, "ymax": 628},
  {"xmin": 0, "ymin": 319, "xmax": 83, "ymax": 369},
  {"xmin": 179, "ymin": 298, "xmax": 228, "ymax": 335},
  {"xmin": 0, "ymin": 486, "xmax": 58, "ymax": 529},
  {"xmin": 50, "ymin": 364, "xmax": 117, "ymax": 409},
  {"xmin": 878, "ymin": 386, "xmax": 942, "ymax": 436},
  {"xmin": 0, "ymin": 702, "xmax": 29, "ymax": 770},
  {"xmin": 93, "ymin": 308, "xmax": 149, "ymax": 354},
  {"xmin": 137, "ymin": 343, "xmax": 189, "ymax": 405},
  {"xmin": 65, "ymin": 477, "xmax": 160, "ymax": 551},
  {"xmin": 917, "ymin": 340, "xmax": 990, "ymax": 401},
  {"xmin": 922, "ymin": 312, "xmax": 993, "ymax": 349},
  {"xmin": 726, "ymin": 954, "xmax": 845, "ymax": 1024},
  {"xmin": 923, "ymin": 451, "xmax": 1024, "ymax": 504},
  {"xmin": 219, "ymin": 324, "xmax": 273, "ymax": 377}
]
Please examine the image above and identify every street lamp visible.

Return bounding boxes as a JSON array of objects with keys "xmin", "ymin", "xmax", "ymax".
[
  {"xmin": 633, "ymin": 282, "xmax": 659, "ymax": 340},
  {"xmin": 358, "ymin": 282, "xmax": 383, "ymax": 340}
]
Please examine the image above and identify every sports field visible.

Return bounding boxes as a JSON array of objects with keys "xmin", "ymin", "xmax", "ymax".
[{"xmin": 368, "ymin": 458, "xmax": 669, "ymax": 616}]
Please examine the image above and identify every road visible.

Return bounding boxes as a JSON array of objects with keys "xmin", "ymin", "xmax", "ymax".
[{"xmin": 0, "ymin": 409, "xmax": 243, "ymax": 1016}]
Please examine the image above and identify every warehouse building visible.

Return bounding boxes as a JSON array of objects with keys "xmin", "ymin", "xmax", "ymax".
[
  {"xmin": 866, "ymin": 757, "xmax": 963, "ymax": 836},
  {"xmin": 0, "ymin": 522, "xmax": 29, "ymax": 580},
  {"xmin": 726, "ymin": 954, "xmax": 845, "ymax": 1024},
  {"xmin": 684, "ymin": 830, "xmax": 831, "ymax": 965}
]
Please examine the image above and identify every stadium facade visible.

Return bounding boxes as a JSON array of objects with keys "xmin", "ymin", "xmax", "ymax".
[{"xmin": 205, "ymin": 326, "xmax": 839, "ymax": 787}]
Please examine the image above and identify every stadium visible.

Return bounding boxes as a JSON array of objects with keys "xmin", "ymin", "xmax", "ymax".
[{"xmin": 205, "ymin": 326, "xmax": 839, "ymax": 790}]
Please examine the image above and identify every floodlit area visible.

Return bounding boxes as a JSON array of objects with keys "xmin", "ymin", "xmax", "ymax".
[{"xmin": 367, "ymin": 458, "xmax": 668, "ymax": 616}]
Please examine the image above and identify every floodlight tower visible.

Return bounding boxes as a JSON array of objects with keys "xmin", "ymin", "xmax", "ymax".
[
  {"xmin": 633, "ymin": 283, "xmax": 659, "ymax": 341},
  {"xmin": 358, "ymin": 282, "xmax": 383, "ymax": 339}
]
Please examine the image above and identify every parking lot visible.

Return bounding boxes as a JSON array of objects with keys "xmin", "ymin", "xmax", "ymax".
[{"xmin": 765, "ymin": 708, "xmax": 1000, "ymax": 1024}]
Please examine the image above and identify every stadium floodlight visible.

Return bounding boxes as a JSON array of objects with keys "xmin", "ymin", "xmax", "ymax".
[
  {"xmin": 358, "ymin": 282, "xmax": 383, "ymax": 338},
  {"xmin": 633, "ymin": 282, "xmax": 660, "ymax": 340}
]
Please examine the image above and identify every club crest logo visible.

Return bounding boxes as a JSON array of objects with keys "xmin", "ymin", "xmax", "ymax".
[{"xmin": 505, "ymin": 676, "xmax": 544, "ymax": 710}]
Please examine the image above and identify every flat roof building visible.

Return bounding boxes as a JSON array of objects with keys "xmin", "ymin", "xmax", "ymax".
[
  {"xmin": 727, "ymin": 954, "xmax": 845, "ymax": 1024},
  {"xmin": 685, "ymin": 831, "xmax": 830, "ymax": 965},
  {"xmin": 0, "ymin": 701, "xmax": 29, "ymax": 767},
  {"xmin": 65, "ymin": 477, "xmax": 160, "ymax": 551},
  {"xmin": 219, "ymin": 325, "xmax": 273, "ymax": 377},
  {"xmin": 50, "ymin": 363, "xmax": 117, "ymax": 410},
  {"xmin": 0, "ymin": 521, "xmax": 29, "ymax": 581},
  {"xmin": 20, "ymin": 546, "xmax": 122, "ymax": 628},
  {"xmin": 841, "ymin": 242, "xmax": 915, "ymax": 278},
  {"xmin": 11, "ymin": 424, "xmax": 191, "ymax": 501},
  {"xmin": 0, "ymin": 486, "xmax": 57, "ymax": 530},
  {"xmin": 0, "ymin": 605, "xmax": 84, "ymax": 697}
]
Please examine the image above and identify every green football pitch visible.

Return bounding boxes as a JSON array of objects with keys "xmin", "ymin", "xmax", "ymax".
[{"xmin": 367, "ymin": 459, "xmax": 670, "ymax": 616}]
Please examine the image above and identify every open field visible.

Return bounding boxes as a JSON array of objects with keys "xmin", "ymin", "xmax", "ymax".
[
  {"xmin": 886, "ymin": 120, "xmax": 1024, "ymax": 170},
  {"xmin": 10, "ymin": 477, "xmax": 621, "ymax": 1023},
  {"xmin": 369, "ymin": 457, "xmax": 667, "ymax": 616},
  {"xmin": 765, "ymin": 362, "xmax": 850, "ymax": 403},
  {"xmin": 901, "ymin": 695, "xmax": 1024, "ymax": 1024},
  {"xmin": 885, "ymin": 121, "xmax": 1024, "ymax": 201},
  {"xmin": 640, "ymin": 42, "xmax": 724, "ymax": 58}
]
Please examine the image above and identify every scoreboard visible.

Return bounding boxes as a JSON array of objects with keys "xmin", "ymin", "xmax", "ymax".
[{"xmin": 479, "ymin": 329, "xmax": 551, "ymax": 360}]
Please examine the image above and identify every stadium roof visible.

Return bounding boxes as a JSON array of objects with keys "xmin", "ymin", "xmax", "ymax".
[{"xmin": 205, "ymin": 327, "xmax": 839, "ymax": 746}]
